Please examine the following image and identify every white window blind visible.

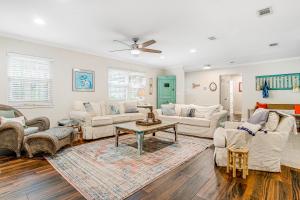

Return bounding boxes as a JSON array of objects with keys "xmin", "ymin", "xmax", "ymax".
[
  {"xmin": 7, "ymin": 53, "xmax": 53, "ymax": 107},
  {"xmin": 108, "ymin": 69, "xmax": 146, "ymax": 101}
]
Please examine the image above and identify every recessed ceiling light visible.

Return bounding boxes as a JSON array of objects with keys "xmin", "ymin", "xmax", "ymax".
[
  {"xmin": 208, "ymin": 36, "xmax": 216, "ymax": 40},
  {"xmin": 160, "ymin": 55, "xmax": 165, "ymax": 59},
  {"xmin": 189, "ymin": 48, "xmax": 197, "ymax": 53},
  {"xmin": 203, "ymin": 64, "xmax": 211, "ymax": 70},
  {"xmin": 33, "ymin": 17, "xmax": 46, "ymax": 25},
  {"xmin": 131, "ymin": 49, "xmax": 140, "ymax": 55},
  {"xmin": 269, "ymin": 43, "xmax": 279, "ymax": 47}
]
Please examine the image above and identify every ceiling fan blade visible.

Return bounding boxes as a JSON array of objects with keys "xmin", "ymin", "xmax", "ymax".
[
  {"xmin": 140, "ymin": 48, "xmax": 162, "ymax": 53},
  {"xmin": 110, "ymin": 49, "xmax": 131, "ymax": 52},
  {"xmin": 113, "ymin": 40, "xmax": 131, "ymax": 47},
  {"xmin": 140, "ymin": 40, "xmax": 156, "ymax": 48}
]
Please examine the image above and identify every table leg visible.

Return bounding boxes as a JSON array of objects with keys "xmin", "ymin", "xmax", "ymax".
[
  {"xmin": 115, "ymin": 128, "xmax": 119, "ymax": 147},
  {"xmin": 174, "ymin": 125, "xmax": 177, "ymax": 142},
  {"xmin": 136, "ymin": 131, "xmax": 144, "ymax": 155}
]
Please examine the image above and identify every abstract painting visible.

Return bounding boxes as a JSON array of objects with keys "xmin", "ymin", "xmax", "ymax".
[{"xmin": 72, "ymin": 69, "xmax": 95, "ymax": 92}]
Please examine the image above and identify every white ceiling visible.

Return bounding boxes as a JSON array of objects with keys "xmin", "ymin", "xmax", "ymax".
[{"xmin": 0, "ymin": 0, "xmax": 300, "ymax": 70}]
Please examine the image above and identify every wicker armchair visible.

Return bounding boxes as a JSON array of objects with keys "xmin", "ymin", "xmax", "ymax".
[{"xmin": 0, "ymin": 104, "xmax": 50, "ymax": 157}]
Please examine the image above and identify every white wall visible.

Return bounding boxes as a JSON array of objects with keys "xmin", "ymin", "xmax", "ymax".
[
  {"xmin": 185, "ymin": 58, "xmax": 300, "ymax": 119},
  {"xmin": 163, "ymin": 67, "xmax": 185, "ymax": 104},
  {"xmin": 0, "ymin": 36, "xmax": 163, "ymax": 125}
]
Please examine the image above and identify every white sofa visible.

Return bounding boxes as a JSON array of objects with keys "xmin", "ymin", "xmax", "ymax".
[
  {"xmin": 155, "ymin": 104, "xmax": 228, "ymax": 138},
  {"xmin": 213, "ymin": 115, "xmax": 297, "ymax": 172},
  {"xmin": 69, "ymin": 101, "xmax": 145, "ymax": 140}
]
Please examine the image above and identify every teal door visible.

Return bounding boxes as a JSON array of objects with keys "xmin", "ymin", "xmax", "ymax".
[{"xmin": 157, "ymin": 76, "xmax": 176, "ymax": 108}]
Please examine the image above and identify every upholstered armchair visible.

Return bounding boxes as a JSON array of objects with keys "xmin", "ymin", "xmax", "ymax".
[{"xmin": 0, "ymin": 104, "xmax": 50, "ymax": 157}]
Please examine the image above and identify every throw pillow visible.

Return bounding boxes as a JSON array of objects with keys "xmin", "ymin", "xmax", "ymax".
[
  {"xmin": 264, "ymin": 111, "xmax": 280, "ymax": 131},
  {"xmin": 237, "ymin": 122, "xmax": 262, "ymax": 136},
  {"xmin": 189, "ymin": 108, "xmax": 196, "ymax": 117},
  {"xmin": 0, "ymin": 110, "xmax": 16, "ymax": 118},
  {"xmin": 161, "ymin": 104, "xmax": 176, "ymax": 116},
  {"xmin": 247, "ymin": 108, "xmax": 269, "ymax": 125},
  {"xmin": 124, "ymin": 101, "xmax": 138, "ymax": 113},
  {"xmin": 83, "ymin": 102, "xmax": 95, "ymax": 113},
  {"xmin": 180, "ymin": 106, "xmax": 191, "ymax": 117},
  {"xmin": 109, "ymin": 104, "xmax": 121, "ymax": 115},
  {"xmin": 256, "ymin": 102, "xmax": 268, "ymax": 109},
  {"xmin": 192, "ymin": 105, "xmax": 220, "ymax": 119},
  {"xmin": 295, "ymin": 105, "xmax": 300, "ymax": 114},
  {"xmin": 0, "ymin": 116, "xmax": 26, "ymax": 126}
]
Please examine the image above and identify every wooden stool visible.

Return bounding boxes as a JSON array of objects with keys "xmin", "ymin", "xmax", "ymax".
[{"xmin": 227, "ymin": 147, "xmax": 249, "ymax": 179}]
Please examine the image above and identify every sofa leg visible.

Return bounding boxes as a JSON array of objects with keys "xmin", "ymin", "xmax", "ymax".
[{"xmin": 16, "ymin": 151, "xmax": 21, "ymax": 158}]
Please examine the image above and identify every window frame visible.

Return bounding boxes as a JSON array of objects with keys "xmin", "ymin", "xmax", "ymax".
[
  {"xmin": 7, "ymin": 53, "xmax": 54, "ymax": 108},
  {"xmin": 108, "ymin": 68, "xmax": 146, "ymax": 101}
]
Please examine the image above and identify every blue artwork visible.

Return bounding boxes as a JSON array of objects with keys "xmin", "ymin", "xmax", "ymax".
[{"xmin": 73, "ymin": 69, "xmax": 95, "ymax": 92}]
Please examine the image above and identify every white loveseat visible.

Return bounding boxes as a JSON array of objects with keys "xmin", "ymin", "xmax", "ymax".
[
  {"xmin": 69, "ymin": 101, "xmax": 145, "ymax": 140},
  {"xmin": 214, "ymin": 115, "xmax": 297, "ymax": 172},
  {"xmin": 155, "ymin": 104, "xmax": 228, "ymax": 138}
]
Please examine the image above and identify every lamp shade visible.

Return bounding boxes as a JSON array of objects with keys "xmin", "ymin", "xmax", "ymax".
[{"xmin": 137, "ymin": 88, "xmax": 145, "ymax": 97}]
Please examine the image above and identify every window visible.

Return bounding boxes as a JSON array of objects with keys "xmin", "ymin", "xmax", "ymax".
[
  {"xmin": 108, "ymin": 69, "xmax": 146, "ymax": 101},
  {"xmin": 7, "ymin": 53, "xmax": 53, "ymax": 107}
]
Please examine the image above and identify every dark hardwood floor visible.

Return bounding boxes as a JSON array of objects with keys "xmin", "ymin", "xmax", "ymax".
[{"xmin": 0, "ymin": 144, "xmax": 299, "ymax": 200}]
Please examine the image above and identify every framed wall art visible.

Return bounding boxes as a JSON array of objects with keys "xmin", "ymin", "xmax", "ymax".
[{"xmin": 72, "ymin": 68, "xmax": 95, "ymax": 92}]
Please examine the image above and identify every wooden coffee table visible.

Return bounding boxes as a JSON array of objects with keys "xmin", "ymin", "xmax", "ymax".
[{"xmin": 114, "ymin": 121, "xmax": 177, "ymax": 155}]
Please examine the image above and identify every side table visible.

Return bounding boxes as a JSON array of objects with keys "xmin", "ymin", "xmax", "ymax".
[{"xmin": 227, "ymin": 147, "xmax": 249, "ymax": 179}]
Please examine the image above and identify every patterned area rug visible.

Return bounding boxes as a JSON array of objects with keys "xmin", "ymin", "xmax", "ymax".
[{"xmin": 46, "ymin": 132, "xmax": 213, "ymax": 200}]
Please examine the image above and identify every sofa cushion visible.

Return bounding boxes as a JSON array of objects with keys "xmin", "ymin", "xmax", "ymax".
[
  {"xmin": 180, "ymin": 117, "xmax": 210, "ymax": 127},
  {"xmin": 109, "ymin": 114, "xmax": 131, "ymax": 123},
  {"xmin": 158, "ymin": 115, "xmax": 180, "ymax": 123},
  {"xmin": 91, "ymin": 116, "xmax": 113, "ymax": 126}
]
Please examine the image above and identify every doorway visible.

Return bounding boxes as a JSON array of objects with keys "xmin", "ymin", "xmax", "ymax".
[{"xmin": 220, "ymin": 74, "xmax": 243, "ymax": 121}]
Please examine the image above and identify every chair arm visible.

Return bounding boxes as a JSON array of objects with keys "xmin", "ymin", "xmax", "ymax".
[
  {"xmin": 0, "ymin": 122, "xmax": 24, "ymax": 151},
  {"xmin": 26, "ymin": 117, "xmax": 50, "ymax": 131},
  {"xmin": 70, "ymin": 111, "xmax": 93, "ymax": 122},
  {"xmin": 224, "ymin": 121, "xmax": 243, "ymax": 129}
]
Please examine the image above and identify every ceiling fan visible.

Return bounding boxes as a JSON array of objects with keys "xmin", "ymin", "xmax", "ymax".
[{"xmin": 110, "ymin": 38, "xmax": 162, "ymax": 55}]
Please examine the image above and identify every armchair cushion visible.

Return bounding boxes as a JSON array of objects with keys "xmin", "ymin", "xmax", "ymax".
[
  {"xmin": 0, "ymin": 110, "xmax": 16, "ymax": 118},
  {"xmin": 0, "ymin": 116, "xmax": 26, "ymax": 126},
  {"xmin": 24, "ymin": 127, "xmax": 39, "ymax": 136}
]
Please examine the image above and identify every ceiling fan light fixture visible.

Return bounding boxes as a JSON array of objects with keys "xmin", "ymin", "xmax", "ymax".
[
  {"xmin": 131, "ymin": 49, "xmax": 140, "ymax": 55},
  {"xmin": 189, "ymin": 48, "xmax": 197, "ymax": 53}
]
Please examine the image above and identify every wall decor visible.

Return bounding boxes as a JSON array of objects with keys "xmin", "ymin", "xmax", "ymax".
[
  {"xmin": 209, "ymin": 82, "xmax": 217, "ymax": 91},
  {"xmin": 256, "ymin": 73, "xmax": 300, "ymax": 91},
  {"xmin": 72, "ymin": 69, "xmax": 95, "ymax": 92},
  {"xmin": 239, "ymin": 82, "xmax": 243, "ymax": 92},
  {"xmin": 192, "ymin": 83, "xmax": 200, "ymax": 89},
  {"xmin": 149, "ymin": 78, "xmax": 153, "ymax": 95}
]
